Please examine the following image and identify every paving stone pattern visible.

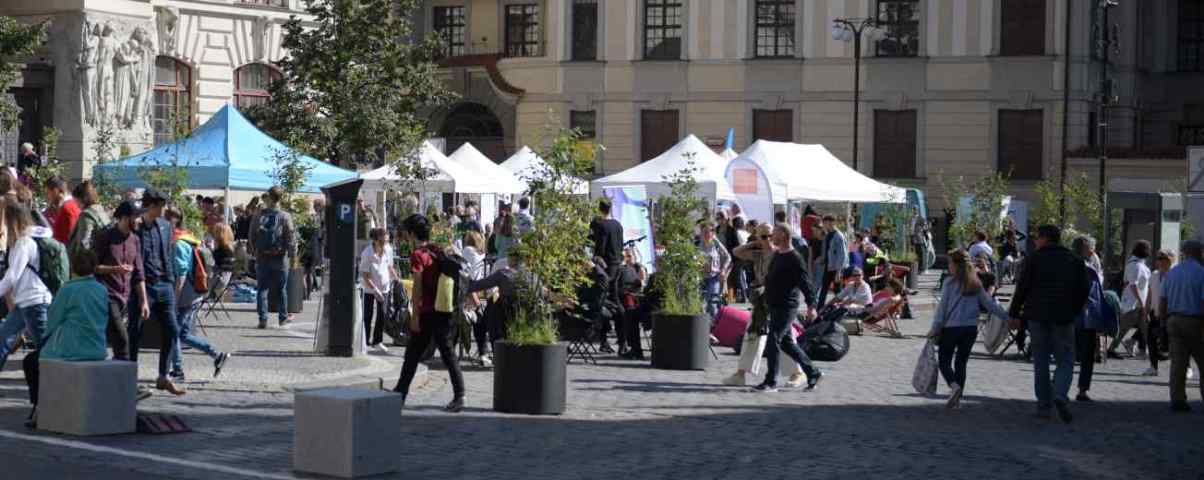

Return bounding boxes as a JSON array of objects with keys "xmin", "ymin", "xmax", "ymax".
[{"xmin": 0, "ymin": 273, "xmax": 1200, "ymax": 479}]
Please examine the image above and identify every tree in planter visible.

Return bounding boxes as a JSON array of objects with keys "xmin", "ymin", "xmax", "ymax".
[
  {"xmin": 652, "ymin": 158, "xmax": 706, "ymax": 316},
  {"xmin": 508, "ymin": 128, "xmax": 597, "ymax": 345}
]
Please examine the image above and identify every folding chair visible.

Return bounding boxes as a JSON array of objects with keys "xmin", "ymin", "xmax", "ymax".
[
  {"xmin": 557, "ymin": 309, "xmax": 598, "ymax": 365},
  {"xmin": 200, "ymin": 269, "xmax": 236, "ymax": 324}
]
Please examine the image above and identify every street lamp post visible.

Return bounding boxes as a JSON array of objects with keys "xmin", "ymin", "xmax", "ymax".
[
  {"xmin": 1098, "ymin": 0, "xmax": 1119, "ymax": 268},
  {"xmin": 832, "ymin": 18, "xmax": 883, "ymax": 174}
]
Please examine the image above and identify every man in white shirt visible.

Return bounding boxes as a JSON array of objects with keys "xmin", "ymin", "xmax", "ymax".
[
  {"xmin": 832, "ymin": 267, "xmax": 873, "ymax": 313},
  {"xmin": 967, "ymin": 231, "xmax": 994, "ymax": 262},
  {"xmin": 1110, "ymin": 240, "xmax": 1152, "ymax": 359}
]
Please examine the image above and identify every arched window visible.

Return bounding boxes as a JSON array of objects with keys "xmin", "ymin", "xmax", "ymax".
[
  {"xmin": 153, "ymin": 56, "xmax": 192, "ymax": 145},
  {"xmin": 234, "ymin": 63, "xmax": 281, "ymax": 110}
]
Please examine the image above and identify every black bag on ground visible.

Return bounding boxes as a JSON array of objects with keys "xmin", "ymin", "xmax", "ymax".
[
  {"xmin": 801, "ymin": 318, "xmax": 851, "ymax": 362},
  {"xmin": 384, "ymin": 280, "xmax": 408, "ymax": 343}
]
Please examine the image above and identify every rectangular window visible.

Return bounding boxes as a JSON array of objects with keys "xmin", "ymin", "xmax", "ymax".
[
  {"xmin": 753, "ymin": 109, "xmax": 793, "ymax": 142},
  {"xmin": 754, "ymin": 0, "xmax": 796, "ymax": 58},
  {"xmin": 873, "ymin": 110, "xmax": 917, "ymax": 179},
  {"xmin": 1178, "ymin": 104, "xmax": 1204, "ymax": 145},
  {"xmin": 433, "ymin": 6, "xmax": 467, "ymax": 57},
  {"xmin": 571, "ymin": 110, "xmax": 597, "ymax": 139},
  {"xmin": 875, "ymin": 0, "xmax": 920, "ymax": 57},
  {"xmin": 240, "ymin": 0, "xmax": 286, "ymax": 7},
  {"xmin": 998, "ymin": 109, "xmax": 1044, "ymax": 180},
  {"xmin": 572, "ymin": 0, "xmax": 599, "ymax": 61},
  {"xmin": 644, "ymin": 0, "xmax": 683, "ymax": 60},
  {"xmin": 1180, "ymin": 0, "xmax": 1204, "ymax": 71},
  {"xmin": 1000, "ymin": 0, "xmax": 1045, "ymax": 56},
  {"xmin": 641, "ymin": 110, "xmax": 679, "ymax": 162},
  {"xmin": 505, "ymin": 4, "xmax": 542, "ymax": 57}
]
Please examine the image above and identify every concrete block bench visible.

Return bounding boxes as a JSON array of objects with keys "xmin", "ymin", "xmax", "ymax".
[
  {"xmin": 294, "ymin": 388, "xmax": 401, "ymax": 478},
  {"xmin": 38, "ymin": 360, "xmax": 137, "ymax": 436}
]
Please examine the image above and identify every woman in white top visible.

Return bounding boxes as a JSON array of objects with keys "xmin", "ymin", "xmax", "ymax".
[
  {"xmin": 1111, "ymin": 240, "xmax": 1152, "ymax": 358},
  {"xmin": 1143, "ymin": 250, "xmax": 1175, "ymax": 376},
  {"xmin": 0, "ymin": 202, "xmax": 54, "ymax": 361},
  {"xmin": 360, "ymin": 228, "xmax": 399, "ymax": 352},
  {"xmin": 461, "ymin": 230, "xmax": 492, "ymax": 366}
]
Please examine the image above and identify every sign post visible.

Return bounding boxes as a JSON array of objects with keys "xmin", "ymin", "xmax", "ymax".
[{"xmin": 320, "ymin": 178, "xmax": 363, "ymax": 357}]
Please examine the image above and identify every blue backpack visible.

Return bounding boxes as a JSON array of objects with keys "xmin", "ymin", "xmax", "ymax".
[{"xmin": 255, "ymin": 210, "xmax": 285, "ymax": 256}]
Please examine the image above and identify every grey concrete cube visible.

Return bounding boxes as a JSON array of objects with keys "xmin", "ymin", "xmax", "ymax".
[
  {"xmin": 294, "ymin": 388, "xmax": 402, "ymax": 478},
  {"xmin": 38, "ymin": 360, "xmax": 137, "ymax": 436}
]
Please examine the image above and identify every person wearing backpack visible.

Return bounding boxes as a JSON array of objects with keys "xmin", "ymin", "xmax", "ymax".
[
  {"xmin": 91, "ymin": 200, "xmax": 145, "ymax": 363},
  {"xmin": 67, "ymin": 180, "xmax": 109, "ymax": 262},
  {"xmin": 165, "ymin": 208, "xmax": 231, "ymax": 381},
  {"xmin": 127, "ymin": 189, "xmax": 185, "ymax": 396},
  {"xmin": 0, "ymin": 202, "xmax": 55, "ymax": 365},
  {"xmin": 248, "ymin": 186, "xmax": 296, "ymax": 329},
  {"xmin": 392, "ymin": 214, "xmax": 466, "ymax": 413}
]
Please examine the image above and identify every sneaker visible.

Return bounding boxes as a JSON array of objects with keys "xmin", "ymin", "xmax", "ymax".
[
  {"xmin": 1140, "ymin": 366, "xmax": 1158, "ymax": 377},
  {"xmin": 805, "ymin": 370, "xmax": 823, "ymax": 391},
  {"xmin": 373, "ymin": 343, "xmax": 389, "ymax": 353},
  {"xmin": 946, "ymin": 383, "xmax": 963, "ymax": 409},
  {"xmin": 168, "ymin": 370, "xmax": 185, "ymax": 382},
  {"xmin": 709, "ymin": 334, "xmax": 721, "ymax": 345},
  {"xmin": 785, "ymin": 373, "xmax": 806, "ymax": 388},
  {"xmin": 278, "ymin": 318, "xmax": 292, "ymax": 327},
  {"xmin": 480, "ymin": 354, "xmax": 493, "ymax": 368},
  {"xmin": 751, "ymin": 383, "xmax": 778, "ymax": 393},
  {"xmin": 257, "ymin": 321, "xmax": 267, "ymax": 329},
  {"xmin": 444, "ymin": 397, "xmax": 465, "ymax": 413},
  {"xmin": 213, "ymin": 352, "xmax": 231, "ymax": 378},
  {"xmin": 1053, "ymin": 399, "xmax": 1073, "ymax": 424},
  {"xmin": 155, "ymin": 378, "xmax": 187, "ymax": 396},
  {"xmin": 722, "ymin": 372, "xmax": 746, "ymax": 386},
  {"xmin": 1075, "ymin": 392, "xmax": 1093, "ymax": 403}
]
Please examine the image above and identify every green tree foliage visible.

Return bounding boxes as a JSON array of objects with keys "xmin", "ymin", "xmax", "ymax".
[
  {"xmin": 27, "ymin": 126, "xmax": 61, "ymax": 207},
  {"xmin": 653, "ymin": 156, "xmax": 706, "ymax": 316},
  {"xmin": 89, "ymin": 121, "xmax": 124, "ymax": 208},
  {"xmin": 506, "ymin": 128, "xmax": 597, "ymax": 345},
  {"xmin": 269, "ymin": 145, "xmax": 317, "ymax": 268},
  {"xmin": 938, "ymin": 171, "xmax": 1011, "ymax": 249},
  {"xmin": 0, "ymin": 17, "xmax": 47, "ymax": 130},
  {"xmin": 246, "ymin": 0, "xmax": 455, "ymax": 172}
]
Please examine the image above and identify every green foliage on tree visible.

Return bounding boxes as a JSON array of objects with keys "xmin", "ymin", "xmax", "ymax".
[
  {"xmin": 875, "ymin": 189, "xmax": 917, "ymax": 263},
  {"xmin": 269, "ymin": 145, "xmax": 317, "ymax": 268},
  {"xmin": 246, "ymin": 0, "xmax": 455, "ymax": 173},
  {"xmin": 89, "ymin": 121, "xmax": 124, "ymax": 208},
  {"xmin": 938, "ymin": 171, "xmax": 1011, "ymax": 250},
  {"xmin": 0, "ymin": 17, "xmax": 47, "ymax": 130},
  {"xmin": 27, "ymin": 126, "xmax": 61, "ymax": 208},
  {"xmin": 139, "ymin": 114, "xmax": 203, "ymax": 236},
  {"xmin": 653, "ymin": 155, "xmax": 706, "ymax": 316},
  {"xmin": 506, "ymin": 128, "xmax": 597, "ymax": 345}
]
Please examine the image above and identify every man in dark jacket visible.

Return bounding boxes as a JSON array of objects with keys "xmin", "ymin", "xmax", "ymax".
[
  {"xmin": 1007, "ymin": 224, "xmax": 1090, "ymax": 423},
  {"xmin": 753, "ymin": 223, "xmax": 822, "ymax": 393}
]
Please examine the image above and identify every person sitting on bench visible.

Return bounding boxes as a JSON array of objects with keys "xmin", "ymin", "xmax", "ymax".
[{"xmin": 22, "ymin": 249, "xmax": 110, "ymax": 429}]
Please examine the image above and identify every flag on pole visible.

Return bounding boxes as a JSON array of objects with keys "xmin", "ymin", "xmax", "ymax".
[{"xmin": 724, "ymin": 128, "xmax": 735, "ymax": 150}]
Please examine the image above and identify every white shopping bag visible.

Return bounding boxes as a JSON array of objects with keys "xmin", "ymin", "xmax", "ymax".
[
  {"xmin": 912, "ymin": 339, "xmax": 939, "ymax": 395},
  {"xmin": 738, "ymin": 335, "xmax": 768, "ymax": 374}
]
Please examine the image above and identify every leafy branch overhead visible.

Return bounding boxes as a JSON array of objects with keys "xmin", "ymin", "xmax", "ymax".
[
  {"xmin": 245, "ymin": 0, "xmax": 456, "ymax": 171},
  {"xmin": 654, "ymin": 155, "xmax": 706, "ymax": 316},
  {"xmin": 0, "ymin": 17, "xmax": 47, "ymax": 131}
]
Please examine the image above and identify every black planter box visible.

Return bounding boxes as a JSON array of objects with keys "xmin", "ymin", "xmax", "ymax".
[
  {"xmin": 651, "ymin": 313, "xmax": 710, "ymax": 370},
  {"xmin": 493, "ymin": 342, "xmax": 567, "ymax": 415}
]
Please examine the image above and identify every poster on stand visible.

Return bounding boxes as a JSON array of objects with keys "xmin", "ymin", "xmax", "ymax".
[{"xmin": 603, "ymin": 185, "xmax": 656, "ymax": 273}]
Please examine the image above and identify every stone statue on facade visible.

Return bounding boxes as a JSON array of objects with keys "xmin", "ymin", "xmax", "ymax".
[
  {"xmin": 94, "ymin": 22, "xmax": 117, "ymax": 125},
  {"xmin": 77, "ymin": 20, "xmax": 100, "ymax": 126},
  {"xmin": 156, "ymin": 6, "xmax": 179, "ymax": 55},
  {"xmin": 113, "ymin": 37, "xmax": 141, "ymax": 127},
  {"xmin": 132, "ymin": 27, "xmax": 157, "ymax": 130},
  {"xmin": 254, "ymin": 16, "xmax": 271, "ymax": 61}
]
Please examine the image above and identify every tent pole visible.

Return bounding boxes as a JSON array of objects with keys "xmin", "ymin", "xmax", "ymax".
[{"xmin": 224, "ymin": 187, "xmax": 232, "ymax": 223}]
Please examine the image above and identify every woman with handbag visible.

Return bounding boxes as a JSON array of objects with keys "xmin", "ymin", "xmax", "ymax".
[{"xmin": 928, "ymin": 249, "xmax": 1010, "ymax": 409}]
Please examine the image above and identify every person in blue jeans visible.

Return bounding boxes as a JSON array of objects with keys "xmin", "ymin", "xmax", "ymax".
[
  {"xmin": 754, "ymin": 223, "xmax": 822, "ymax": 393},
  {"xmin": 248, "ymin": 186, "xmax": 296, "ymax": 329},
  {"xmin": 928, "ymin": 249, "xmax": 1010, "ymax": 409},
  {"xmin": 1007, "ymin": 224, "xmax": 1091, "ymax": 424},
  {"xmin": 0, "ymin": 203, "xmax": 54, "ymax": 365},
  {"xmin": 165, "ymin": 207, "xmax": 230, "ymax": 381},
  {"xmin": 698, "ymin": 221, "xmax": 730, "ymax": 319},
  {"xmin": 127, "ymin": 189, "xmax": 186, "ymax": 396}
]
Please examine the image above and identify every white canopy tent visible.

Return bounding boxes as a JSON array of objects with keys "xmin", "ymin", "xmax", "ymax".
[
  {"xmin": 501, "ymin": 146, "xmax": 590, "ymax": 195},
  {"xmin": 448, "ymin": 143, "xmax": 527, "ymax": 195},
  {"xmin": 360, "ymin": 141, "xmax": 494, "ymax": 194},
  {"xmin": 725, "ymin": 140, "xmax": 907, "ymax": 205},
  {"xmin": 591, "ymin": 134, "xmax": 736, "ymax": 202}
]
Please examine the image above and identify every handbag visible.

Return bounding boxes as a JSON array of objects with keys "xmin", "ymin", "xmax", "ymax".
[{"xmin": 912, "ymin": 339, "xmax": 939, "ymax": 395}]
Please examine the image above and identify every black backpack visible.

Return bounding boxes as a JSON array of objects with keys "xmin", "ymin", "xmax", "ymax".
[
  {"xmin": 801, "ymin": 318, "xmax": 851, "ymax": 362},
  {"xmin": 435, "ymin": 249, "xmax": 473, "ymax": 311}
]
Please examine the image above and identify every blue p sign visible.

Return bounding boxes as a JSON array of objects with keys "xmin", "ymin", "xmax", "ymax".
[{"xmin": 338, "ymin": 204, "xmax": 354, "ymax": 224}]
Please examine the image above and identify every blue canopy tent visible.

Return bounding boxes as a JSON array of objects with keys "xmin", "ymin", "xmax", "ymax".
[{"xmin": 93, "ymin": 104, "xmax": 355, "ymax": 193}]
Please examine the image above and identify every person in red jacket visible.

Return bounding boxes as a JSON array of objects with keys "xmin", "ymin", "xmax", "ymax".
[{"xmin": 44, "ymin": 177, "xmax": 81, "ymax": 243}]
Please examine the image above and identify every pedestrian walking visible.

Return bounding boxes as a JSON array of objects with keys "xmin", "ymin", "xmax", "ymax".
[
  {"xmin": 1071, "ymin": 236, "xmax": 1109, "ymax": 402},
  {"xmin": 127, "ymin": 189, "xmax": 185, "ymax": 396},
  {"xmin": 1110, "ymin": 240, "xmax": 1153, "ymax": 359},
  {"xmin": 67, "ymin": 180, "xmax": 109, "ymax": 261},
  {"xmin": 43, "ymin": 177, "xmax": 81, "ymax": 244},
  {"xmin": 248, "ymin": 186, "xmax": 296, "ymax": 329},
  {"xmin": 1145, "ymin": 249, "xmax": 1175, "ymax": 376},
  {"xmin": 0, "ymin": 202, "xmax": 54, "ymax": 368},
  {"xmin": 165, "ymin": 207, "xmax": 230, "ymax": 381},
  {"xmin": 927, "ymin": 249, "xmax": 1010, "ymax": 409},
  {"xmin": 360, "ymin": 227, "xmax": 399, "ymax": 353},
  {"xmin": 91, "ymin": 201, "xmax": 144, "ymax": 363},
  {"xmin": 816, "ymin": 215, "xmax": 848, "ymax": 308},
  {"xmin": 752, "ymin": 223, "xmax": 822, "ymax": 393},
  {"xmin": 1007, "ymin": 225, "xmax": 1091, "ymax": 423},
  {"xmin": 392, "ymin": 214, "xmax": 466, "ymax": 413},
  {"xmin": 1159, "ymin": 240, "xmax": 1204, "ymax": 413}
]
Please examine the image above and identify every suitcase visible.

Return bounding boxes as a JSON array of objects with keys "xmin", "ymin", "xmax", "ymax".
[{"xmin": 712, "ymin": 306, "xmax": 751, "ymax": 349}]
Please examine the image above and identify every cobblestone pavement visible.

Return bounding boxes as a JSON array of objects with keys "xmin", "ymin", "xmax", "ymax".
[{"xmin": 0, "ymin": 273, "xmax": 1201, "ymax": 479}]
